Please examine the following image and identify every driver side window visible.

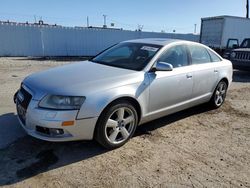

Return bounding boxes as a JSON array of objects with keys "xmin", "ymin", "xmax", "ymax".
[
  {"xmin": 102, "ymin": 46, "xmax": 132, "ymax": 62},
  {"xmin": 158, "ymin": 45, "xmax": 189, "ymax": 68}
]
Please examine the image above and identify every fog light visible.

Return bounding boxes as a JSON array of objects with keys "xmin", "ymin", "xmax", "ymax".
[{"xmin": 50, "ymin": 128, "xmax": 64, "ymax": 136}]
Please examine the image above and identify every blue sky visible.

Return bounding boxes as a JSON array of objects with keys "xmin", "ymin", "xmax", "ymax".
[{"xmin": 0, "ymin": 0, "xmax": 246, "ymax": 33}]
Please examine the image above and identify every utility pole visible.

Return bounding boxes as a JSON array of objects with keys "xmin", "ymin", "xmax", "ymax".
[
  {"xmin": 194, "ymin": 24, "xmax": 197, "ymax": 34},
  {"xmin": 103, "ymin": 14, "xmax": 107, "ymax": 28},
  {"xmin": 247, "ymin": 0, "xmax": 249, "ymax": 18},
  {"xmin": 87, "ymin": 16, "xmax": 89, "ymax": 27},
  {"xmin": 137, "ymin": 24, "xmax": 143, "ymax": 31}
]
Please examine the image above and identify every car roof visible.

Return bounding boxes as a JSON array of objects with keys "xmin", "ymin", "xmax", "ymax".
[{"xmin": 123, "ymin": 38, "xmax": 191, "ymax": 46}]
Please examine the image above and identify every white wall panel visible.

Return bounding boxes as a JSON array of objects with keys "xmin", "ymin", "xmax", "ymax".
[{"xmin": 0, "ymin": 23, "xmax": 199, "ymax": 56}]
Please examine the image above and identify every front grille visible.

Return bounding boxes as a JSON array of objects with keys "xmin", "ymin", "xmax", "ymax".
[
  {"xmin": 18, "ymin": 86, "xmax": 32, "ymax": 110},
  {"xmin": 234, "ymin": 52, "xmax": 250, "ymax": 61},
  {"xmin": 16, "ymin": 85, "xmax": 32, "ymax": 125}
]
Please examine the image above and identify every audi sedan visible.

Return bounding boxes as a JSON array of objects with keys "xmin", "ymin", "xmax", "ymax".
[{"xmin": 14, "ymin": 39, "xmax": 233, "ymax": 149}]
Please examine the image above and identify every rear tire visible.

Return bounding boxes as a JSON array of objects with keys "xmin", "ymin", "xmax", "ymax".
[
  {"xmin": 95, "ymin": 101, "xmax": 138, "ymax": 149},
  {"xmin": 209, "ymin": 80, "xmax": 228, "ymax": 108}
]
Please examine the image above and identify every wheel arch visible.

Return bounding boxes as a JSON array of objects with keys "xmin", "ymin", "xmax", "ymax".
[
  {"xmin": 209, "ymin": 77, "xmax": 229, "ymax": 108},
  {"xmin": 99, "ymin": 96, "xmax": 142, "ymax": 123},
  {"xmin": 220, "ymin": 77, "xmax": 229, "ymax": 86},
  {"xmin": 213, "ymin": 77, "xmax": 229, "ymax": 93},
  {"xmin": 93, "ymin": 96, "xmax": 142, "ymax": 138},
  {"xmin": 210, "ymin": 77, "xmax": 229, "ymax": 101}
]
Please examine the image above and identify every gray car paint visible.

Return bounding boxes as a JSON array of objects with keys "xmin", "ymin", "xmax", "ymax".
[{"xmin": 20, "ymin": 39, "xmax": 233, "ymax": 141}]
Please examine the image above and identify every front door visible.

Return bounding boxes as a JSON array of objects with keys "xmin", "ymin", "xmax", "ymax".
[{"xmin": 148, "ymin": 45, "xmax": 194, "ymax": 113}]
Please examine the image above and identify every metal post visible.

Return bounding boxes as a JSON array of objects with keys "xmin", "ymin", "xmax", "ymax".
[
  {"xmin": 40, "ymin": 28, "xmax": 45, "ymax": 57},
  {"xmin": 87, "ymin": 16, "xmax": 89, "ymax": 27},
  {"xmin": 247, "ymin": 0, "xmax": 249, "ymax": 18},
  {"xmin": 103, "ymin": 15, "xmax": 107, "ymax": 28}
]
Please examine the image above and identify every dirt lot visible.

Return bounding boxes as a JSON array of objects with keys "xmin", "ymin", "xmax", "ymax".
[{"xmin": 0, "ymin": 57, "xmax": 249, "ymax": 188}]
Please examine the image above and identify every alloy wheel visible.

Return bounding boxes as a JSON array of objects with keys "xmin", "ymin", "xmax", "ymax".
[
  {"xmin": 214, "ymin": 82, "xmax": 227, "ymax": 106},
  {"xmin": 104, "ymin": 107, "xmax": 135, "ymax": 144}
]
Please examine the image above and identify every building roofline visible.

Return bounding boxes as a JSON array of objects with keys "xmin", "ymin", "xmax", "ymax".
[{"xmin": 201, "ymin": 15, "xmax": 250, "ymax": 21}]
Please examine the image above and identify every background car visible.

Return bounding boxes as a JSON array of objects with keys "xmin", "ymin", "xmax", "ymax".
[
  {"xmin": 230, "ymin": 38, "xmax": 250, "ymax": 71},
  {"xmin": 14, "ymin": 39, "xmax": 233, "ymax": 149}
]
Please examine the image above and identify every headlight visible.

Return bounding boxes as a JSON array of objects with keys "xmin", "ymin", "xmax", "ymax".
[
  {"xmin": 39, "ymin": 95, "xmax": 86, "ymax": 110},
  {"xmin": 231, "ymin": 52, "xmax": 236, "ymax": 58}
]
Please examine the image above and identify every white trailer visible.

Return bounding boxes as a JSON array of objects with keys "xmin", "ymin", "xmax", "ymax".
[{"xmin": 200, "ymin": 16, "xmax": 250, "ymax": 54}]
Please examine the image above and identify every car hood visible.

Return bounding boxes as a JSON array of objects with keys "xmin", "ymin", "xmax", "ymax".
[{"xmin": 23, "ymin": 61, "xmax": 144, "ymax": 100}]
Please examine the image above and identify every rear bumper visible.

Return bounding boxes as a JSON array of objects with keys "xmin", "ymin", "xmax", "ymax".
[{"xmin": 16, "ymin": 99, "xmax": 98, "ymax": 142}]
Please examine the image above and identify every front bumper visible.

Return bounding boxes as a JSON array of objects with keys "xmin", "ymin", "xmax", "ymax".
[
  {"xmin": 232, "ymin": 60, "xmax": 250, "ymax": 71},
  {"xmin": 16, "ymin": 99, "xmax": 98, "ymax": 142}
]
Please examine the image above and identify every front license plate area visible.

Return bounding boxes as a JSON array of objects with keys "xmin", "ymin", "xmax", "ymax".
[{"xmin": 17, "ymin": 100, "xmax": 26, "ymax": 125}]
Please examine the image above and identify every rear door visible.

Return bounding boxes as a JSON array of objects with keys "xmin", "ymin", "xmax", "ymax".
[{"xmin": 187, "ymin": 44, "xmax": 220, "ymax": 99}]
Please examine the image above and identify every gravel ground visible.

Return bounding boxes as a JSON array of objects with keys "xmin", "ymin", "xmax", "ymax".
[{"xmin": 0, "ymin": 57, "xmax": 249, "ymax": 188}]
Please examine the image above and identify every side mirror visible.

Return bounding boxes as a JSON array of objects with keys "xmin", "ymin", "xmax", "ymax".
[{"xmin": 152, "ymin": 62, "xmax": 173, "ymax": 72}]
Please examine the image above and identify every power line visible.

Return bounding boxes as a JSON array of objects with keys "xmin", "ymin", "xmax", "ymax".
[{"xmin": 0, "ymin": 11, "xmax": 195, "ymax": 33}]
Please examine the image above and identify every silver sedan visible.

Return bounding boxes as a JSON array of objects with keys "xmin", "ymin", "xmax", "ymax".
[{"xmin": 14, "ymin": 39, "xmax": 233, "ymax": 149}]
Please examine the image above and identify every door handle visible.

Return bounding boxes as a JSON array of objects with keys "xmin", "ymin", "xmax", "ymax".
[
  {"xmin": 186, "ymin": 74, "xmax": 193, "ymax": 79},
  {"xmin": 214, "ymin": 69, "xmax": 219, "ymax": 73}
]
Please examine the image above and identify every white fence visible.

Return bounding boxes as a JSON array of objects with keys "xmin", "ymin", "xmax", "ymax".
[{"xmin": 0, "ymin": 22, "xmax": 199, "ymax": 56}]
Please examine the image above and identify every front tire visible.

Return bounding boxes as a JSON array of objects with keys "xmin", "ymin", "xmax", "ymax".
[
  {"xmin": 95, "ymin": 101, "xmax": 138, "ymax": 149},
  {"xmin": 210, "ymin": 80, "xmax": 228, "ymax": 108}
]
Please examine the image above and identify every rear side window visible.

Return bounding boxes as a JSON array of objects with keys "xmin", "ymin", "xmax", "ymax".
[
  {"xmin": 188, "ymin": 45, "xmax": 211, "ymax": 64},
  {"xmin": 157, "ymin": 45, "xmax": 189, "ymax": 68},
  {"xmin": 207, "ymin": 49, "xmax": 222, "ymax": 62}
]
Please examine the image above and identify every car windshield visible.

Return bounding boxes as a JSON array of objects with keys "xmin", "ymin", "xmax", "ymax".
[
  {"xmin": 240, "ymin": 39, "xmax": 250, "ymax": 48},
  {"xmin": 91, "ymin": 42, "xmax": 162, "ymax": 71}
]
